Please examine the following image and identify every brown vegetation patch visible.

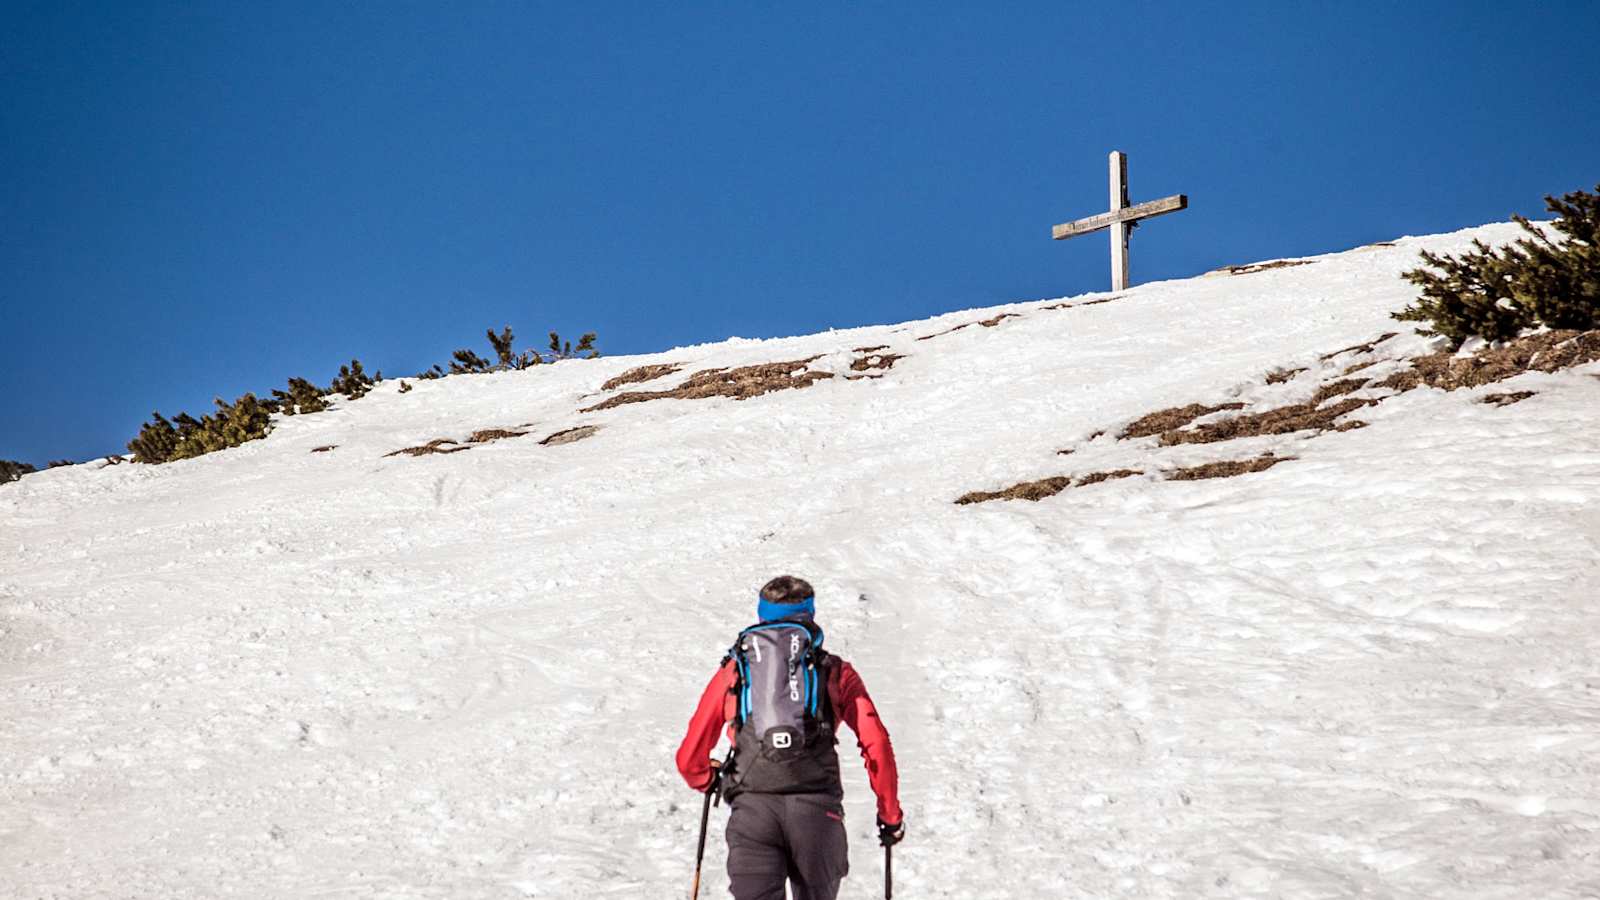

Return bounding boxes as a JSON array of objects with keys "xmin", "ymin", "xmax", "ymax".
[
  {"xmin": 955, "ymin": 476, "xmax": 1071, "ymax": 505},
  {"xmin": 541, "ymin": 425, "xmax": 600, "ymax": 446},
  {"xmin": 1480, "ymin": 391, "xmax": 1536, "ymax": 407},
  {"xmin": 1043, "ymin": 295, "xmax": 1122, "ymax": 311},
  {"xmin": 602, "ymin": 363, "xmax": 683, "ymax": 391},
  {"xmin": 386, "ymin": 439, "xmax": 469, "ymax": 457},
  {"xmin": 850, "ymin": 353, "xmax": 904, "ymax": 372},
  {"xmin": 917, "ymin": 313, "xmax": 1020, "ymax": 341},
  {"xmin": 467, "ymin": 428, "xmax": 528, "ymax": 443},
  {"xmin": 1265, "ymin": 367, "xmax": 1306, "ymax": 385},
  {"xmin": 1212, "ymin": 259, "xmax": 1316, "ymax": 276},
  {"xmin": 1167, "ymin": 454, "xmax": 1294, "ymax": 481},
  {"xmin": 1077, "ymin": 468, "xmax": 1143, "ymax": 487},
  {"xmin": 955, "ymin": 468, "xmax": 1141, "ymax": 505},
  {"xmin": 1310, "ymin": 378, "xmax": 1370, "ymax": 404},
  {"xmin": 310, "ymin": 445, "xmax": 337, "ymax": 453},
  {"xmin": 1376, "ymin": 330, "xmax": 1600, "ymax": 393},
  {"xmin": 1320, "ymin": 332, "xmax": 1398, "ymax": 361},
  {"xmin": 853, "ymin": 345, "xmax": 889, "ymax": 353},
  {"xmin": 1364, "ymin": 241, "xmax": 1397, "ymax": 249},
  {"xmin": 1161, "ymin": 396, "xmax": 1373, "ymax": 446},
  {"xmin": 1121, "ymin": 402, "xmax": 1245, "ymax": 439},
  {"xmin": 581, "ymin": 358, "xmax": 834, "ymax": 412}
]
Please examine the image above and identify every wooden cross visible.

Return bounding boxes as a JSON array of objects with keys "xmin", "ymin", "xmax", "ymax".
[{"xmin": 1052, "ymin": 151, "xmax": 1187, "ymax": 291}]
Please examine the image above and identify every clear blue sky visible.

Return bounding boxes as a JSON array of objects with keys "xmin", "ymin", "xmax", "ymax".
[{"xmin": 5, "ymin": 1, "xmax": 1598, "ymax": 465}]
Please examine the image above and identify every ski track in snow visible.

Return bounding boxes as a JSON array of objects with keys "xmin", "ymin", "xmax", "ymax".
[{"xmin": 3, "ymin": 223, "xmax": 1600, "ymax": 898}]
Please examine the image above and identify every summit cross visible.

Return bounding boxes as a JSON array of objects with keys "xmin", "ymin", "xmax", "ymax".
[{"xmin": 1052, "ymin": 150, "xmax": 1188, "ymax": 291}]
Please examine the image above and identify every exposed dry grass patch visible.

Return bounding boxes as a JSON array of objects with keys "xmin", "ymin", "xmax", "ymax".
[
  {"xmin": 853, "ymin": 345, "xmax": 889, "ymax": 353},
  {"xmin": 467, "ymin": 428, "xmax": 527, "ymax": 443},
  {"xmin": 917, "ymin": 313, "xmax": 1021, "ymax": 341},
  {"xmin": 1121, "ymin": 402, "xmax": 1245, "ymax": 439},
  {"xmin": 1161, "ymin": 396, "xmax": 1372, "ymax": 446},
  {"xmin": 955, "ymin": 476, "xmax": 1071, "ymax": 505},
  {"xmin": 1310, "ymin": 378, "xmax": 1371, "ymax": 404},
  {"xmin": 1480, "ymin": 391, "xmax": 1536, "ymax": 407},
  {"xmin": 849, "ymin": 353, "xmax": 904, "ymax": 372},
  {"xmin": 1265, "ymin": 367, "xmax": 1306, "ymax": 385},
  {"xmin": 1077, "ymin": 468, "xmax": 1143, "ymax": 487},
  {"xmin": 1167, "ymin": 454, "xmax": 1293, "ymax": 481},
  {"xmin": 541, "ymin": 425, "xmax": 600, "ymax": 446},
  {"xmin": 581, "ymin": 357, "xmax": 833, "ymax": 412},
  {"xmin": 1376, "ymin": 330, "xmax": 1600, "ymax": 393},
  {"xmin": 1211, "ymin": 259, "xmax": 1316, "ymax": 276},
  {"xmin": 310, "ymin": 445, "xmax": 337, "ymax": 453},
  {"xmin": 1043, "ymin": 295, "xmax": 1122, "ymax": 311},
  {"xmin": 602, "ymin": 364, "xmax": 683, "ymax": 391},
  {"xmin": 386, "ymin": 438, "xmax": 468, "ymax": 457},
  {"xmin": 955, "ymin": 468, "xmax": 1141, "ymax": 505}
]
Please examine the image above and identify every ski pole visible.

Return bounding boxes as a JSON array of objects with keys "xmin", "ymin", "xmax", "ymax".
[
  {"xmin": 690, "ymin": 758, "xmax": 724, "ymax": 900},
  {"xmin": 885, "ymin": 842, "xmax": 893, "ymax": 899}
]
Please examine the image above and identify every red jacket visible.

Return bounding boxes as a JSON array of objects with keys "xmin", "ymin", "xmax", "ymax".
[{"xmin": 676, "ymin": 655, "xmax": 903, "ymax": 825}]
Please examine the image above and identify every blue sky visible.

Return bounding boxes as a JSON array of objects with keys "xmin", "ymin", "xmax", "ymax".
[{"xmin": 5, "ymin": 1, "xmax": 1598, "ymax": 465}]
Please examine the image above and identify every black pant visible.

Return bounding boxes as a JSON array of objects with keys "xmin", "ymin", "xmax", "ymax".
[{"xmin": 725, "ymin": 792, "xmax": 849, "ymax": 900}]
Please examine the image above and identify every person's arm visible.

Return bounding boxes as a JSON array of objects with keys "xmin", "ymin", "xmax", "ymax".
[
  {"xmin": 675, "ymin": 660, "xmax": 737, "ymax": 791},
  {"xmin": 831, "ymin": 660, "xmax": 903, "ymax": 824}
]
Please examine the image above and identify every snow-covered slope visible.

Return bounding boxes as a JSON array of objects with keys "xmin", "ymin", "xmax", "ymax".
[{"xmin": 4, "ymin": 223, "xmax": 1599, "ymax": 899}]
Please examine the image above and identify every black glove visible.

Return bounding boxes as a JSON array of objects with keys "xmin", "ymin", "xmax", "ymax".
[{"xmin": 877, "ymin": 816, "xmax": 905, "ymax": 847}]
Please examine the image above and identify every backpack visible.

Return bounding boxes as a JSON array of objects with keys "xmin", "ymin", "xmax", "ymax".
[{"xmin": 722, "ymin": 617, "xmax": 843, "ymax": 798}]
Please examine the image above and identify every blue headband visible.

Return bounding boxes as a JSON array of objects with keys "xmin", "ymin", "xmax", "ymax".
[{"xmin": 757, "ymin": 593, "xmax": 815, "ymax": 623}]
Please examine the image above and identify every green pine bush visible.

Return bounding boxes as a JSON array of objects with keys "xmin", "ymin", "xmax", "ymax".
[
  {"xmin": 449, "ymin": 348, "xmax": 493, "ymax": 374},
  {"xmin": 129, "ymin": 395, "xmax": 275, "ymax": 464},
  {"xmin": 548, "ymin": 331, "xmax": 599, "ymax": 360},
  {"xmin": 1, "ymin": 459, "xmax": 37, "ymax": 484},
  {"xmin": 271, "ymin": 377, "xmax": 328, "ymax": 415},
  {"xmin": 118, "ymin": 325, "xmax": 602, "ymax": 466},
  {"xmin": 1395, "ymin": 185, "xmax": 1600, "ymax": 346},
  {"xmin": 329, "ymin": 359, "xmax": 375, "ymax": 398}
]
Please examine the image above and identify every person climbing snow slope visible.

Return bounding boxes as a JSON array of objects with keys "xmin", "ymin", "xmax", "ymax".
[{"xmin": 677, "ymin": 575, "xmax": 904, "ymax": 900}]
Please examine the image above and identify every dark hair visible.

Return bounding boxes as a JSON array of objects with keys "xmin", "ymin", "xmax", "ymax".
[{"xmin": 759, "ymin": 575, "xmax": 814, "ymax": 604}]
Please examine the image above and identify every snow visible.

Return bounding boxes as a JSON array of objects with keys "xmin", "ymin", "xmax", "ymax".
[{"xmin": 4, "ymin": 222, "xmax": 1600, "ymax": 899}]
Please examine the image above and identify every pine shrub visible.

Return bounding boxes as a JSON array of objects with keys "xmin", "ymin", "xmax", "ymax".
[
  {"xmin": 450, "ymin": 348, "xmax": 493, "ymax": 374},
  {"xmin": 446, "ymin": 327, "xmax": 599, "ymax": 372},
  {"xmin": 1395, "ymin": 185, "xmax": 1600, "ymax": 346},
  {"xmin": 488, "ymin": 326, "xmax": 517, "ymax": 368},
  {"xmin": 330, "ymin": 359, "xmax": 375, "ymax": 398},
  {"xmin": 271, "ymin": 377, "xmax": 328, "ymax": 415},
  {"xmin": 1, "ymin": 459, "xmax": 37, "ymax": 484},
  {"xmin": 128, "ymin": 413, "xmax": 180, "ymax": 464},
  {"xmin": 548, "ymin": 331, "xmax": 599, "ymax": 360},
  {"xmin": 129, "ymin": 395, "xmax": 275, "ymax": 464}
]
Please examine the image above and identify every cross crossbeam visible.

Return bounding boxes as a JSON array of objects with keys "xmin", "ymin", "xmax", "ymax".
[
  {"xmin": 1051, "ymin": 195, "xmax": 1186, "ymax": 240},
  {"xmin": 1052, "ymin": 151, "xmax": 1188, "ymax": 291}
]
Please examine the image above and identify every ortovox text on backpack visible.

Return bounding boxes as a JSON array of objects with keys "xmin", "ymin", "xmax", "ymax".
[{"xmin": 722, "ymin": 618, "xmax": 843, "ymax": 799}]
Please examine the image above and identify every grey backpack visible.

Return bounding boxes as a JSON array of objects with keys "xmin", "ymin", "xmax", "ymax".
[{"xmin": 723, "ymin": 619, "xmax": 841, "ymax": 797}]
